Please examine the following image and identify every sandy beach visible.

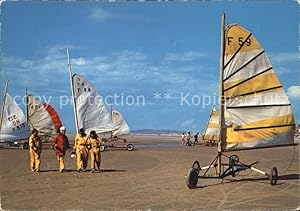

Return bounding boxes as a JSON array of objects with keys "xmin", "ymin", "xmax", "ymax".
[{"xmin": 1, "ymin": 135, "xmax": 299, "ymax": 210}]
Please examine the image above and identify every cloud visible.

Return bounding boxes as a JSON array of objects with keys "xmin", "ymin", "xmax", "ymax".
[
  {"xmin": 15, "ymin": 51, "xmax": 215, "ymax": 104},
  {"xmin": 74, "ymin": 57, "xmax": 87, "ymax": 66},
  {"xmin": 2, "ymin": 46, "xmax": 218, "ymax": 108},
  {"xmin": 88, "ymin": 8, "xmax": 117, "ymax": 22},
  {"xmin": 4, "ymin": 45, "xmax": 298, "ymax": 130},
  {"xmin": 287, "ymin": 86, "xmax": 300, "ymax": 99},
  {"xmin": 2, "ymin": 46, "xmax": 71, "ymax": 95},
  {"xmin": 269, "ymin": 52, "xmax": 298, "ymax": 65},
  {"xmin": 268, "ymin": 52, "xmax": 299, "ymax": 76},
  {"xmin": 0, "ymin": 46, "xmax": 217, "ymax": 133},
  {"xmin": 181, "ymin": 119, "xmax": 195, "ymax": 127},
  {"xmin": 164, "ymin": 51, "xmax": 206, "ymax": 63},
  {"xmin": 179, "ymin": 118, "xmax": 199, "ymax": 132}
]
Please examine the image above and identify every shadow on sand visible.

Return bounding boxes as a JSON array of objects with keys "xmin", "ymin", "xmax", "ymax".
[
  {"xmin": 104, "ymin": 148, "xmax": 138, "ymax": 152},
  {"xmin": 100, "ymin": 168, "xmax": 126, "ymax": 173},
  {"xmin": 194, "ymin": 174, "xmax": 300, "ymax": 189},
  {"xmin": 38, "ymin": 169, "xmax": 126, "ymax": 173}
]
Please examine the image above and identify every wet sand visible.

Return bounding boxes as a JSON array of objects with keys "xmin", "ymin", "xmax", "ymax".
[{"xmin": 1, "ymin": 135, "xmax": 299, "ymax": 209}]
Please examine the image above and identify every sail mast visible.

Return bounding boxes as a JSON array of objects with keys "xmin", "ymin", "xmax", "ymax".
[
  {"xmin": 0, "ymin": 80, "xmax": 9, "ymax": 135},
  {"xmin": 25, "ymin": 88, "xmax": 33, "ymax": 130},
  {"xmin": 110, "ymin": 103, "xmax": 113, "ymax": 121},
  {"xmin": 110, "ymin": 103, "xmax": 114, "ymax": 137},
  {"xmin": 67, "ymin": 48, "xmax": 79, "ymax": 133},
  {"xmin": 25, "ymin": 88, "xmax": 28, "ymax": 123},
  {"xmin": 217, "ymin": 13, "xmax": 226, "ymax": 176}
]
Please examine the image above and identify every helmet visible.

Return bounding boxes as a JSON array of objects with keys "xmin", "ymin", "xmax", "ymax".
[
  {"xmin": 32, "ymin": 128, "xmax": 38, "ymax": 134},
  {"xmin": 90, "ymin": 130, "xmax": 98, "ymax": 139},
  {"xmin": 60, "ymin": 126, "xmax": 66, "ymax": 132},
  {"xmin": 70, "ymin": 151, "xmax": 76, "ymax": 159},
  {"xmin": 79, "ymin": 128, "xmax": 86, "ymax": 136}
]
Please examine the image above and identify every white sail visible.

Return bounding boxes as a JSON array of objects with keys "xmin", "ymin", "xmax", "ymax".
[
  {"xmin": 0, "ymin": 94, "xmax": 30, "ymax": 141},
  {"xmin": 203, "ymin": 106, "xmax": 219, "ymax": 141},
  {"xmin": 27, "ymin": 95, "xmax": 57, "ymax": 139},
  {"xmin": 72, "ymin": 74, "xmax": 114, "ymax": 134},
  {"xmin": 112, "ymin": 110, "xmax": 130, "ymax": 136},
  {"xmin": 222, "ymin": 24, "xmax": 295, "ymax": 150}
]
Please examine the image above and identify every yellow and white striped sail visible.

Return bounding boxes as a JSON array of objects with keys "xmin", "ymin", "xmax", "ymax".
[
  {"xmin": 203, "ymin": 106, "xmax": 219, "ymax": 141},
  {"xmin": 223, "ymin": 24, "xmax": 295, "ymax": 150}
]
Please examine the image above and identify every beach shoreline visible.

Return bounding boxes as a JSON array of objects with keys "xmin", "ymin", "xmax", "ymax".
[{"xmin": 0, "ymin": 135, "xmax": 299, "ymax": 209}]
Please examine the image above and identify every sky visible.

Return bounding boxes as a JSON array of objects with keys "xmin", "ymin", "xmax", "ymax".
[{"xmin": 1, "ymin": 1, "xmax": 299, "ymax": 133}]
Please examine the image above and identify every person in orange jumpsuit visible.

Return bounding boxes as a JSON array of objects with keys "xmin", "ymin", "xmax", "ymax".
[
  {"xmin": 87, "ymin": 131, "xmax": 102, "ymax": 173},
  {"xmin": 73, "ymin": 128, "xmax": 88, "ymax": 172},
  {"xmin": 52, "ymin": 126, "xmax": 70, "ymax": 173},
  {"xmin": 28, "ymin": 129, "xmax": 42, "ymax": 172}
]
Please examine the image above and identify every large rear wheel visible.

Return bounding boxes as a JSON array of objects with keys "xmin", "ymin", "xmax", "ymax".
[{"xmin": 186, "ymin": 168, "xmax": 199, "ymax": 189}]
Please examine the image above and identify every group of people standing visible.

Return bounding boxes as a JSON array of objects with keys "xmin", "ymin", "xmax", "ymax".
[
  {"xmin": 181, "ymin": 132, "xmax": 199, "ymax": 146},
  {"xmin": 28, "ymin": 127, "xmax": 103, "ymax": 173},
  {"xmin": 73, "ymin": 128, "xmax": 102, "ymax": 173}
]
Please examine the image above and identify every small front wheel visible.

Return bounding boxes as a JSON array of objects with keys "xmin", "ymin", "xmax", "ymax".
[
  {"xmin": 100, "ymin": 145, "xmax": 105, "ymax": 152},
  {"xmin": 22, "ymin": 142, "xmax": 28, "ymax": 149},
  {"xmin": 186, "ymin": 168, "xmax": 199, "ymax": 189},
  {"xmin": 127, "ymin": 144, "xmax": 134, "ymax": 151},
  {"xmin": 269, "ymin": 167, "xmax": 278, "ymax": 185}
]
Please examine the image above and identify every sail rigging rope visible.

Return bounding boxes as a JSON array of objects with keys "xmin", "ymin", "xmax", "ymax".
[
  {"xmin": 279, "ymin": 145, "xmax": 296, "ymax": 174},
  {"xmin": 258, "ymin": 145, "xmax": 296, "ymax": 174}
]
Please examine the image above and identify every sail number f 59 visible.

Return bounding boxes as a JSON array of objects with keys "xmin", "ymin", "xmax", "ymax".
[{"xmin": 227, "ymin": 37, "xmax": 251, "ymax": 46}]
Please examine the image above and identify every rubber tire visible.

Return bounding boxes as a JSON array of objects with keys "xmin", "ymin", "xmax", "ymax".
[
  {"xmin": 22, "ymin": 142, "xmax": 28, "ymax": 150},
  {"xmin": 100, "ymin": 145, "xmax": 105, "ymax": 152},
  {"xmin": 186, "ymin": 168, "xmax": 199, "ymax": 189},
  {"xmin": 127, "ymin": 144, "xmax": 134, "ymax": 151},
  {"xmin": 269, "ymin": 167, "xmax": 278, "ymax": 185},
  {"xmin": 192, "ymin": 161, "xmax": 200, "ymax": 170}
]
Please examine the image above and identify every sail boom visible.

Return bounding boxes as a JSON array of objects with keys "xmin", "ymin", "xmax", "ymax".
[
  {"xmin": 223, "ymin": 143, "xmax": 297, "ymax": 152},
  {"xmin": 227, "ymin": 104, "xmax": 291, "ymax": 109},
  {"xmin": 233, "ymin": 123, "xmax": 295, "ymax": 131}
]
